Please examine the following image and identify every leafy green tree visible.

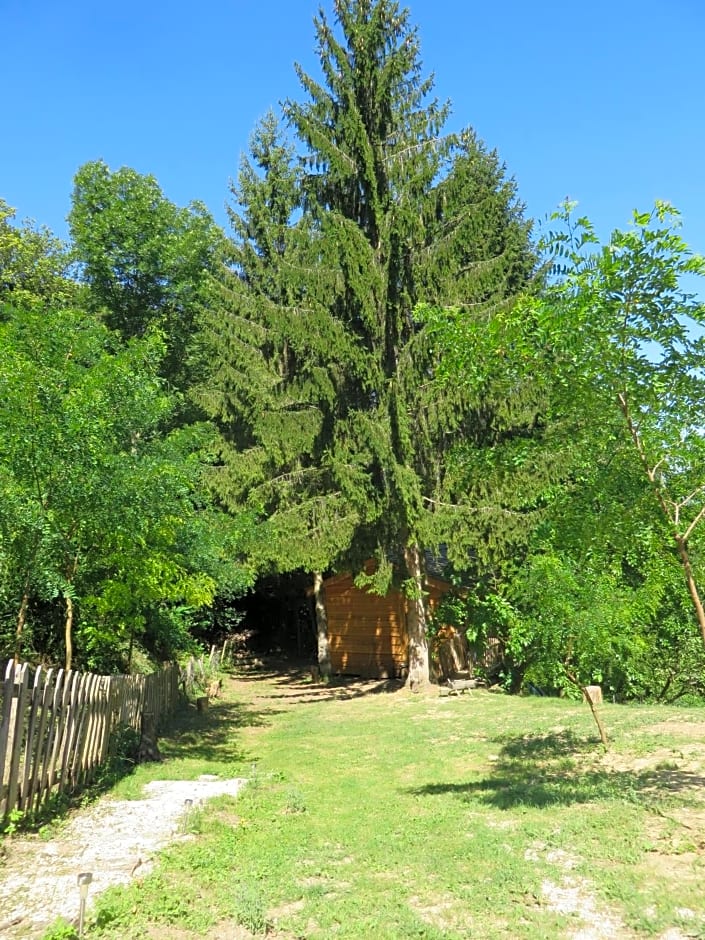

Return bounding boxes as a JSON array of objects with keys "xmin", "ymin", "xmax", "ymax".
[
  {"xmin": 201, "ymin": 0, "xmax": 536, "ymax": 686},
  {"xmin": 69, "ymin": 161, "xmax": 224, "ymax": 393},
  {"xmin": 530, "ymin": 203, "xmax": 705, "ymax": 645},
  {"xmin": 0, "ymin": 200, "xmax": 75, "ymax": 307},
  {"xmin": 427, "ymin": 202, "xmax": 705, "ymax": 705},
  {"xmin": 0, "ymin": 299, "xmax": 250, "ymax": 670}
]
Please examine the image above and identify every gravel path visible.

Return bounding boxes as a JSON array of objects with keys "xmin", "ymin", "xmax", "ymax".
[{"xmin": 0, "ymin": 776, "xmax": 247, "ymax": 939}]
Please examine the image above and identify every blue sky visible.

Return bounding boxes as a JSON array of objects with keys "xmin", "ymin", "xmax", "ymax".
[{"xmin": 2, "ymin": 0, "xmax": 704, "ymax": 273}]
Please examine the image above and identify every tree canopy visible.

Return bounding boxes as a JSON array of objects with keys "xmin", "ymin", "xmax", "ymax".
[
  {"xmin": 427, "ymin": 202, "xmax": 705, "ymax": 702},
  {"xmin": 0, "ymin": 201, "xmax": 253, "ymax": 671},
  {"xmin": 69, "ymin": 160, "xmax": 224, "ymax": 394}
]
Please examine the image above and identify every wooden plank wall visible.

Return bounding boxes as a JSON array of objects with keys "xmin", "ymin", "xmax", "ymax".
[
  {"xmin": 0, "ymin": 660, "xmax": 179, "ymax": 823},
  {"xmin": 325, "ymin": 574, "xmax": 409, "ymax": 678},
  {"xmin": 324, "ymin": 572, "xmax": 455, "ymax": 679}
]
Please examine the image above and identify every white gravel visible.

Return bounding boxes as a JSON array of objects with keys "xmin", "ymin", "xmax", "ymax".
[{"xmin": 0, "ymin": 775, "xmax": 247, "ymax": 938}]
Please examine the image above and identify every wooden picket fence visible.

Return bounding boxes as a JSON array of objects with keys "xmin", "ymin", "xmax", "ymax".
[{"xmin": 0, "ymin": 660, "xmax": 179, "ymax": 823}]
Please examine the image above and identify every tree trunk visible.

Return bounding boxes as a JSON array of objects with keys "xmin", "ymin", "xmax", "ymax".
[
  {"xmin": 14, "ymin": 579, "xmax": 30, "ymax": 663},
  {"xmin": 138, "ymin": 710, "xmax": 162, "ymax": 762},
  {"xmin": 313, "ymin": 571, "xmax": 332, "ymax": 679},
  {"xmin": 64, "ymin": 595, "xmax": 74, "ymax": 671},
  {"xmin": 675, "ymin": 536, "xmax": 705, "ymax": 646},
  {"xmin": 127, "ymin": 623, "xmax": 135, "ymax": 673},
  {"xmin": 403, "ymin": 544, "xmax": 430, "ymax": 690}
]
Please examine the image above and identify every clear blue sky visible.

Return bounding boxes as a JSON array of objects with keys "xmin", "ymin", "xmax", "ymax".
[{"xmin": 2, "ymin": 0, "xmax": 704, "ymax": 267}]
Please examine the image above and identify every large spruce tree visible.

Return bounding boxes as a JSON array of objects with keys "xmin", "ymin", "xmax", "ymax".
[{"xmin": 199, "ymin": 0, "xmax": 536, "ymax": 686}]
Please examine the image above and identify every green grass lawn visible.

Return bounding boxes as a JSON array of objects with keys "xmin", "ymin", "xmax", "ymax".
[{"xmin": 61, "ymin": 665, "xmax": 705, "ymax": 938}]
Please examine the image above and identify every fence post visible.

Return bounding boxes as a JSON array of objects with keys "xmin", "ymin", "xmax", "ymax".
[
  {"xmin": 27, "ymin": 667, "xmax": 55, "ymax": 815},
  {"xmin": 19, "ymin": 666, "xmax": 45, "ymax": 812},
  {"xmin": 0, "ymin": 660, "xmax": 18, "ymax": 818}
]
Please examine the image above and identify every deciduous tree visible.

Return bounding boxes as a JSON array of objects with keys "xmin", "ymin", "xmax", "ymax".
[
  {"xmin": 428, "ymin": 202, "xmax": 705, "ymax": 705},
  {"xmin": 0, "ymin": 300, "xmax": 250, "ymax": 669},
  {"xmin": 535, "ymin": 204, "xmax": 705, "ymax": 646},
  {"xmin": 69, "ymin": 161, "xmax": 224, "ymax": 394}
]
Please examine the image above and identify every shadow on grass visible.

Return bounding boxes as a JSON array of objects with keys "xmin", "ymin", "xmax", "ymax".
[
  {"xmin": 232, "ymin": 656, "xmax": 405, "ymax": 704},
  {"xmin": 407, "ymin": 729, "xmax": 705, "ymax": 810},
  {"xmin": 0, "ymin": 689, "xmax": 274, "ymax": 837},
  {"xmin": 497, "ymin": 728, "xmax": 593, "ymax": 761},
  {"xmin": 159, "ymin": 695, "xmax": 282, "ymax": 765}
]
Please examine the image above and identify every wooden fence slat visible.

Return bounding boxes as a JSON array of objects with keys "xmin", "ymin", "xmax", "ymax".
[
  {"xmin": 99, "ymin": 676, "xmax": 114, "ymax": 765},
  {"xmin": 28, "ymin": 668, "xmax": 55, "ymax": 815},
  {"xmin": 68, "ymin": 672, "xmax": 94, "ymax": 788},
  {"xmin": 70, "ymin": 673, "xmax": 93, "ymax": 786},
  {"xmin": 81, "ymin": 672, "xmax": 103, "ymax": 783},
  {"xmin": 0, "ymin": 660, "xmax": 17, "ymax": 817},
  {"xmin": 19, "ymin": 666, "xmax": 44, "ymax": 811},
  {"xmin": 93, "ymin": 673, "xmax": 108, "ymax": 773},
  {"xmin": 41, "ymin": 669, "xmax": 66, "ymax": 806},
  {"xmin": 5, "ymin": 664, "xmax": 30, "ymax": 814},
  {"xmin": 57, "ymin": 671, "xmax": 81, "ymax": 795}
]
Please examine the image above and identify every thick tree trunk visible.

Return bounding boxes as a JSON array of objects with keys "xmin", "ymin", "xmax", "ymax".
[
  {"xmin": 64, "ymin": 595, "xmax": 74, "ymax": 672},
  {"xmin": 403, "ymin": 544, "xmax": 430, "ymax": 690},
  {"xmin": 313, "ymin": 571, "xmax": 332, "ymax": 679}
]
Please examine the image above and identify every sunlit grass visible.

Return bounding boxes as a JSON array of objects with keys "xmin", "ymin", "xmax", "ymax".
[{"xmin": 51, "ymin": 669, "xmax": 705, "ymax": 938}]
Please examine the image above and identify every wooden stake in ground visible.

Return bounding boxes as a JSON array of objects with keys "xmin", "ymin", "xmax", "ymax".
[{"xmin": 566, "ymin": 669, "xmax": 609, "ymax": 749}]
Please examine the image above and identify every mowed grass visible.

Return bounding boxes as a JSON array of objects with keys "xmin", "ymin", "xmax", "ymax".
[{"xmin": 80, "ymin": 665, "xmax": 705, "ymax": 939}]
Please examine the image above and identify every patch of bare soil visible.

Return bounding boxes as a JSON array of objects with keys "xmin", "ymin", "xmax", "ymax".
[
  {"xmin": 525, "ymin": 843, "xmax": 629, "ymax": 938},
  {"xmin": 643, "ymin": 719, "xmax": 705, "ymax": 737},
  {"xmin": 0, "ymin": 776, "xmax": 246, "ymax": 939}
]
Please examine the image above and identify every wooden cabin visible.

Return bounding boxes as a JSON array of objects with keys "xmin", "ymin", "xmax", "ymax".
[{"xmin": 320, "ymin": 567, "xmax": 465, "ymax": 679}]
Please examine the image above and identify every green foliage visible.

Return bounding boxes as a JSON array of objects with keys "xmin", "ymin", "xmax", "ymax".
[
  {"xmin": 508, "ymin": 553, "xmax": 648, "ymax": 696},
  {"xmin": 0, "ymin": 296, "xmax": 252, "ymax": 668},
  {"xmin": 87, "ymin": 725, "xmax": 141, "ymax": 793},
  {"xmin": 0, "ymin": 200, "xmax": 76, "ymax": 308},
  {"xmin": 198, "ymin": 1, "xmax": 537, "ymax": 657},
  {"xmin": 530, "ymin": 204, "xmax": 705, "ymax": 541},
  {"xmin": 427, "ymin": 201, "xmax": 705, "ymax": 699},
  {"xmin": 69, "ymin": 160, "xmax": 224, "ymax": 393},
  {"xmin": 528, "ymin": 203, "xmax": 705, "ymax": 674},
  {"xmin": 41, "ymin": 919, "xmax": 78, "ymax": 940},
  {"xmin": 1, "ymin": 806, "xmax": 26, "ymax": 836}
]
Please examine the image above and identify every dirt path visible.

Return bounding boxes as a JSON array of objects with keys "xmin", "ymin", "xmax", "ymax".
[{"xmin": 0, "ymin": 776, "xmax": 247, "ymax": 939}]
